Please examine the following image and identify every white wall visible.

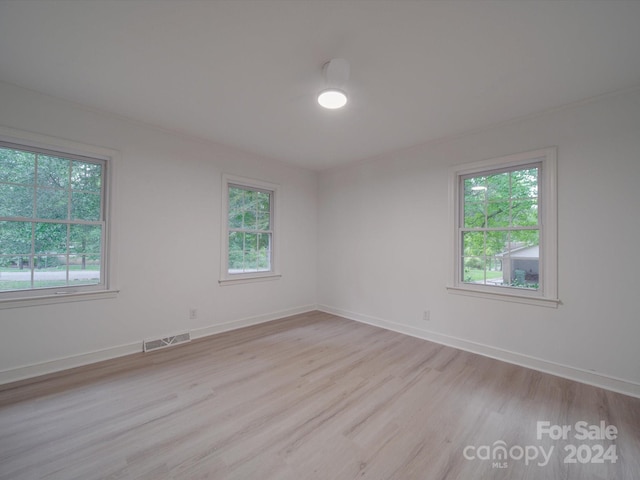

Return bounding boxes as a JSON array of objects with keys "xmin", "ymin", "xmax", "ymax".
[
  {"xmin": 318, "ymin": 88, "xmax": 640, "ymax": 396},
  {"xmin": 0, "ymin": 81, "xmax": 318, "ymax": 382}
]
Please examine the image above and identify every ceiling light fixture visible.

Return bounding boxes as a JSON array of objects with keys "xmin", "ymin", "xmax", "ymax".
[
  {"xmin": 318, "ymin": 59, "xmax": 350, "ymax": 109},
  {"xmin": 318, "ymin": 88, "xmax": 348, "ymax": 109}
]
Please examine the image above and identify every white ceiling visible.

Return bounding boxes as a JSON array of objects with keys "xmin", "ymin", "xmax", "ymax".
[{"xmin": 1, "ymin": 1, "xmax": 640, "ymax": 171}]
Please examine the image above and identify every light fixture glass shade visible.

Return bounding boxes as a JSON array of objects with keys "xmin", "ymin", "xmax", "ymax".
[{"xmin": 318, "ymin": 89, "xmax": 348, "ymax": 109}]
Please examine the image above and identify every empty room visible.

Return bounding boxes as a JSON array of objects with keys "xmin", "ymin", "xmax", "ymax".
[{"xmin": 1, "ymin": 1, "xmax": 639, "ymax": 479}]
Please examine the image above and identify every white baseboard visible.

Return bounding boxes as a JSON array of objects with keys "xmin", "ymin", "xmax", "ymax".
[
  {"xmin": 190, "ymin": 304, "xmax": 317, "ymax": 339},
  {"xmin": 0, "ymin": 304, "xmax": 317, "ymax": 386},
  {"xmin": 0, "ymin": 342, "xmax": 141, "ymax": 386},
  {"xmin": 317, "ymin": 304, "xmax": 640, "ymax": 399}
]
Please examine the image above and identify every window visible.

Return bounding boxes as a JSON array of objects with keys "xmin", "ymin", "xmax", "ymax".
[
  {"xmin": 0, "ymin": 131, "xmax": 115, "ymax": 304},
  {"xmin": 220, "ymin": 174, "xmax": 280, "ymax": 285},
  {"xmin": 449, "ymin": 148, "xmax": 558, "ymax": 307}
]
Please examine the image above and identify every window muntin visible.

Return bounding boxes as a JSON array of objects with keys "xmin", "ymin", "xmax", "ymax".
[
  {"xmin": 461, "ymin": 163, "xmax": 540, "ymax": 290},
  {"xmin": 227, "ymin": 184, "xmax": 273, "ymax": 274},
  {"xmin": 0, "ymin": 142, "xmax": 106, "ymax": 297}
]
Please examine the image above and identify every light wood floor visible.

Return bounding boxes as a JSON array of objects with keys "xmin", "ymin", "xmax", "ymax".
[{"xmin": 1, "ymin": 311, "xmax": 639, "ymax": 479}]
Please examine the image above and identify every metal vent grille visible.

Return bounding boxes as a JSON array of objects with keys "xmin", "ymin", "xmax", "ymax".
[{"xmin": 143, "ymin": 332, "xmax": 191, "ymax": 352}]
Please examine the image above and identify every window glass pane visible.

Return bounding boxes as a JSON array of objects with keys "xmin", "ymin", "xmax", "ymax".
[
  {"xmin": 511, "ymin": 199, "xmax": 538, "ymax": 227},
  {"xmin": 463, "ymin": 257, "xmax": 486, "ymax": 284},
  {"xmin": 511, "ymin": 167, "xmax": 538, "ymax": 199},
  {"xmin": 0, "ymin": 148, "xmax": 35, "ymax": 185},
  {"xmin": 229, "ymin": 210, "xmax": 243, "ymax": 229},
  {"xmin": 0, "ymin": 184, "xmax": 33, "ymax": 217},
  {"xmin": 464, "ymin": 177, "xmax": 487, "ymax": 202},
  {"xmin": 68, "ymin": 255, "xmax": 101, "ymax": 283},
  {"xmin": 36, "ymin": 188, "xmax": 68, "ymax": 219},
  {"xmin": 243, "ymin": 210, "xmax": 257, "ymax": 230},
  {"xmin": 0, "ymin": 221, "xmax": 32, "ymax": 254},
  {"xmin": 34, "ymin": 255, "xmax": 65, "ymax": 271},
  {"xmin": 510, "ymin": 262, "xmax": 539, "ymax": 288},
  {"xmin": 229, "ymin": 186, "xmax": 243, "ymax": 210},
  {"xmin": 0, "ymin": 259, "xmax": 32, "ymax": 291},
  {"xmin": 511, "ymin": 229, "xmax": 539, "ymax": 248},
  {"xmin": 37, "ymin": 155, "xmax": 69, "ymax": 189},
  {"xmin": 243, "ymin": 189, "xmax": 257, "ymax": 210},
  {"xmin": 33, "ymin": 264, "xmax": 68, "ymax": 289},
  {"xmin": 35, "ymin": 222, "xmax": 67, "ymax": 254},
  {"xmin": 229, "ymin": 187, "xmax": 268, "ymax": 231},
  {"xmin": 506, "ymin": 230, "xmax": 539, "ymax": 289},
  {"xmin": 243, "ymin": 233, "xmax": 258, "ymax": 271},
  {"xmin": 487, "ymin": 256, "xmax": 505, "ymax": 285},
  {"xmin": 463, "ymin": 231, "xmax": 484, "ymax": 257},
  {"xmin": 486, "ymin": 172, "xmax": 510, "ymax": 200},
  {"xmin": 228, "ymin": 231, "xmax": 244, "ymax": 272},
  {"xmin": 486, "ymin": 230, "xmax": 509, "ymax": 256},
  {"xmin": 464, "ymin": 201, "xmax": 485, "ymax": 228},
  {"xmin": 487, "ymin": 201, "xmax": 510, "ymax": 228},
  {"xmin": 228, "ymin": 187, "xmax": 244, "ymax": 229},
  {"xmin": 71, "ymin": 161, "xmax": 102, "ymax": 192},
  {"xmin": 71, "ymin": 192, "xmax": 101, "ymax": 221},
  {"xmin": 256, "ymin": 191, "xmax": 271, "ymax": 212},
  {"xmin": 70, "ymin": 224, "xmax": 102, "ymax": 254},
  {"xmin": 257, "ymin": 232, "xmax": 271, "ymax": 271},
  {"xmin": 257, "ymin": 210, "xmax": 270, "ymax": 230}
]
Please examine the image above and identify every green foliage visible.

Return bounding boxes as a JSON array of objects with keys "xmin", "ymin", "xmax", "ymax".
[
  {"xmin": 0, "ymin": 147, "xmax": 34, "ymax": 184},
  {"xmin": 35, "ymin": 222, "xmax": 66, "ymax": 254},
  {"xmin": 463, "ymin": 167, "xmax": 538, "ymax": 230},
  {"xmin": 70, "ymin": 224, "xmax": 102, "ymax": 253},
  {"xmin": 228, "ymin": 187, "xmax": 270, "ymax": 230},
  {"xmin": 228, "ymin": 231, "xmax": 271, "ymax": 271},
  {"xmin": 71, "ymin": 162, "xmax": 102, "ymax": 192},
  {"xmin": 0, "ymin": 221, "xmax": 31, "ymax": 254}
]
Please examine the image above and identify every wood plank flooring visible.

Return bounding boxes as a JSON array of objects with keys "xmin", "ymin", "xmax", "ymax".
[{"xmin": 1, "ymin": 311, "xmax": 639, "ymax": 479}]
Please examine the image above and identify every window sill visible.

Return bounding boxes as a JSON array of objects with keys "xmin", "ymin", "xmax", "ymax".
[
  {"xmin": 0, "ymin": 289, "xmax": 120, "ymax": 310},
  {"xmin": 446, "ymin": 285, "xmax": 560, "ymax": 308},
  {"xmin": 219, "ymin": 274, "xmax": 281, "ymax": 287}
]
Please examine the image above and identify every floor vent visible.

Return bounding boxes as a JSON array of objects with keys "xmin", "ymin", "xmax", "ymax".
[{"xmin": 143, "ymin": 332, "xmax": 191, "ymax": 352}]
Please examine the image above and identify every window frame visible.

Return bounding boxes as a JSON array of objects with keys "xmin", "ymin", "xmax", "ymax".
[
  {"xmin": 219, "ymin": 174, "xmax": 281, "ymax": 286},
  {"xmin": 0, "ymin": 126, "xmax": 118, "ymax": 308},
  {"xmin": 448, "ymin": 147, "xmax": 559, "ymax": 307}
]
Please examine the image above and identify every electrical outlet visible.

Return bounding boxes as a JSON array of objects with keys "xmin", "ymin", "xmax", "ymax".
[
  {"xmin": 189, "ymin": 308, "xmax": 198, "ymax": 320},
  {"xmin": 423, "ymin": 310, "xmax": 430, "ymax": 321}
]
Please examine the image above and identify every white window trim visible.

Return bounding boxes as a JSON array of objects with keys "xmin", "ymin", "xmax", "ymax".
[
  {"xmin": 0, "ymin": 126, "xmax": 119, "ymax": 308},
  {"xmin": 219, "ymin": 173, "xmax": 281, "ymax": 286},
  {"xmin": 447, "ymin": 147, "xmax": 559, "ymax": 308}
]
